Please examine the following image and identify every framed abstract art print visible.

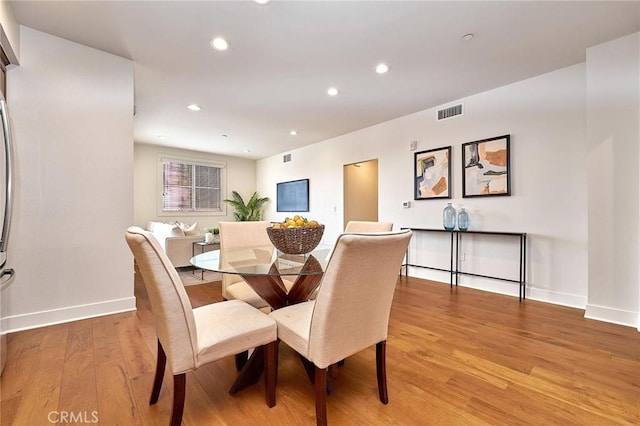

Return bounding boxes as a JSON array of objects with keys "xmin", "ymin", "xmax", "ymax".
[
  {"xmin": 462, "ymin": 134, "xmax": 510, "ymax": 198},
  {"xmin": 414, "ymin": 146, "xmax": 451, "ymax": 200}
]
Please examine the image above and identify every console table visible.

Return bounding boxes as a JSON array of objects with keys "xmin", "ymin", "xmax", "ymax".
[{"xmin": 401, "ymin": 227, "xmax": 527, "ymax": 301}]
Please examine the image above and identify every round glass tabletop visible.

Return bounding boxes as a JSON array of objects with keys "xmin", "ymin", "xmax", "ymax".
[{"xmin": 190, "ymin": 245, "xmax": 331, "ymax": 277}]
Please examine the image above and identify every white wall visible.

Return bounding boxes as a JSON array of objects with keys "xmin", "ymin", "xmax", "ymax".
[
  {"xmin": 134, "ymin": 143, "xmax": 257, "ymax": 232},
  {"xmin": 586, "ymin": 32, "xmax": 640, "ymax": 328},
  {"xmin": 3, "ymin": 27, "xmax": 134, "ymax": 332},
  {"xmin": 258, "ymin": 63, "xmax": 590, "ymax": 310}
]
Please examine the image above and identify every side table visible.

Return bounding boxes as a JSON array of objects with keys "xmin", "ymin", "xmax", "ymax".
[{"xmin": 192, "ymin": 241, "xmax": 220, "ymax": 280}]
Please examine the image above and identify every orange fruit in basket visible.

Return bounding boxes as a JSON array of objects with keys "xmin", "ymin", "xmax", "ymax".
[{"xmin": 308, "ymin": 220, "xmax": 319, "ymax": 228}]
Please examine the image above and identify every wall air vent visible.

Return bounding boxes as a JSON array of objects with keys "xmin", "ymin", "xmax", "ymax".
[
  {"xmin": 283, "ymin": 153, "xmax": 291, "ymax": 163},
  {"xmin": 437, "ymin": 104, "xmax": 463, "ymax": 121}
]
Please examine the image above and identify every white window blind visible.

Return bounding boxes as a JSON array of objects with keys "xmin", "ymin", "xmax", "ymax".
[{"xmin": 161, "ymin": 158, "xmax": 223, "ymax": 212}]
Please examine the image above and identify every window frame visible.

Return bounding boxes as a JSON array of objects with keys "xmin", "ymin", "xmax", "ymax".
[{"xmin": 157, "ymin": 154, "xmax": 227, "ymax": 217}]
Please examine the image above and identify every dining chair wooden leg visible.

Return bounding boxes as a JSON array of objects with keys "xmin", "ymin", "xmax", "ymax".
[
  {"xmin": 376, "ymin": 340, "xmax": 389, "ymax": 404},
  {"xmin": 299, "ymin": 355, "xmax": 333, "ymax": 395},
  {"xmin": 235, "ymin": 350, "xmax": 249, "ymax": 371},
  {"xmin": 326, "ymin": 365, "xmax": 335, "ymax": 395},
  {"xmin": 314, "ymin": 366, "xmax": 328, "ymax": 426},
  {"xmin": 150, "ymin": 339, "xmax": 167, "ymax": 405},
  {"xmin": 299, "ymin": 354, "xmax": 316, "ymax": 383},
  {"xmin": 170, "ymin": 373, "xmax": 186, "ymax": 426},
  {"xmin": 274, "ymin": 340, "xmax": 280, "ymax": 381},
  {"xmin": 264, "ymin": 341, "xmax": 278, "ymax": 408}
]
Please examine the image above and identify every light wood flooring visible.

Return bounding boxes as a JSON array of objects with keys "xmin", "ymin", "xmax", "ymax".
[{"xmin": 1, "ymin": 273, "xmax": 639, "ymax": 425}]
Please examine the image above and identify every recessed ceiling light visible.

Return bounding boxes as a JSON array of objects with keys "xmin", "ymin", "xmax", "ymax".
[
  {"xmin": 243, "ymin": 149, "xmax": 251, "ymax": 153},
  {"xmin": 327, "ymin": 87, "xmax": 339, "ymax": 96},
  {"xmin": 157, "ymin": 135, "xmax": 167, "ymax": 140},
  {"xmin": 375, "ymin": 63, "xmax": 389, "ymax": 74},
  {"xmin": 254, "ymin": 0, "xmax": 270, "ymax": 4},
  {"xmin": 210, "ymin": 37, "xmax": 229, "ymax": 51},
  {"xmin": 290, "ymin": 130, "xmax": 298, "ymax": 136},
  {"xmin": 462, "ymin": 33, "xmax": 474, "ymax": 41},
  {"xmin": 187, "ymin": 104, "xmax": 201, "ymax": 111}
]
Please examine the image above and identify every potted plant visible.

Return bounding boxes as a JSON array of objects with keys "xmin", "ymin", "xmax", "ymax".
[
  {"xmin": 204, "ymin": 226, "xmax": 220, "ymax": 243},
  {"xmin": 224, "ymin": 191, "xmax": 269, "ymax": 221}
]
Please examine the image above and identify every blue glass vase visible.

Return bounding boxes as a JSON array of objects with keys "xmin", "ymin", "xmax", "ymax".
[
  {"xmin": 443, "ymin": 203, "xmax": 456, "ymax": 231},
  {"xmin": 457, "ymin": 208, "xmax": 469, "ymax": 231}
]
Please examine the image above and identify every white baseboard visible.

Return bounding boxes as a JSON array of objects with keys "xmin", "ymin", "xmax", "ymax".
[
  {"xmin": 526, "ymin": 286, "xmax": 587, "ymax": 309},
  {"xmin": 585, "ymin": 303, "xmax": 639, "ymax": 329},
  {"xmin": 1, "ymin": 297, "xmax": 136, "ymax": 334},
  {"xmin": 406, "ymin": 267, "xmax": 587, "ymax": 306}
]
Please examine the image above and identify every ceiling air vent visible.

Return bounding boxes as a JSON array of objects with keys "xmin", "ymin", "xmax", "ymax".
[
  {"xmin": 283, "ymin": 153, "xmax": 291, "ymax": 163},
  {"xmin": 437, "ymin": 104, "xmax": 463, "ymax": 121}
]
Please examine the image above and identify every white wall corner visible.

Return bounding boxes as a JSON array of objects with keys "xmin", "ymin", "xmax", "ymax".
[
  {"xmin": 586, "ymin": 31, "xmax": 640, "ymax": 328},
  {"xmin": 5, "ymin": 27, "xmax": 135, "ymax": 331}
]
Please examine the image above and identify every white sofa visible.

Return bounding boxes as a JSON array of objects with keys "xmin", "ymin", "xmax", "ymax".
[{"xmin": 146, "ymin": 221, "xmax": 218, "ymax": 268}]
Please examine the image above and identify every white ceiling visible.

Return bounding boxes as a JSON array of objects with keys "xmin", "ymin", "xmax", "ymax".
[{"xmin": 10, "ymin": 1, "xmax": 640, "ymax": 160}]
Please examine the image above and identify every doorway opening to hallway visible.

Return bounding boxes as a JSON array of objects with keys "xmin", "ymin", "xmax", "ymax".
[{"xmin": 343, "ymin": 159, "xmax": 378, "ymax": 229}]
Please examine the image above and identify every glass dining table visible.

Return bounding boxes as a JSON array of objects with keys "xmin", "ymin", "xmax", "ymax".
[
  {"xmin": 190, "ymin": 245, "xmax": 332, "ymax": 393},
  {"xmin": 190, "ymin": 245, "xmax": 330, "ymax": 310}
]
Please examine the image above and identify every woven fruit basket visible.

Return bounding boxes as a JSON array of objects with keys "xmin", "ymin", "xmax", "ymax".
[{"xmin": 267, "ymin": 225, "xmax": 325, "ymax": 254}]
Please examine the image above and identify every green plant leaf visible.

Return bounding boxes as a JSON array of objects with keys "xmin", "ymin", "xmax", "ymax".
[{"xmin": 224, "ymin": 191, "xmax": 269, "ymax": 221}]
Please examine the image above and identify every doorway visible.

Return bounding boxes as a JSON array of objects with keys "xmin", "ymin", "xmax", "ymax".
[{"xmin": 343, "ymin": 159, "xmax": 378, "ymax": 229}]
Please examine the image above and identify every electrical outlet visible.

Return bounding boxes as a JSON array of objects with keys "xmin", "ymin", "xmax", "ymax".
[
  {"xmin": 460, "ymin": 252, "xmax": 466, "ymax": 261},
  {"xmin": 410, "ymin": 140, "xmax": 417, "ymax": 151}
]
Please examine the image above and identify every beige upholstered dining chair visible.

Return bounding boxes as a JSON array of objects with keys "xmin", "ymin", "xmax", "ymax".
[
  {"xmin": 125, "ymin": 226, "xmax": 278, "ymax": 426},
  {"xmin": 315, "ymin": 221, "xmax": 395, "ymax": 291},
  {"xmin": 321, "ymin": 221, "xmax": 394, "ymax": 264},
  {"xmin": 343, "ymin": 220, "xmax": 393, "ymax": 232},
  {"xmin": 269, "ymin": 229, "xmax": 412, "ymax": 426},
  {"xmin": 218, "ymin": 221, "xmax": 294, "ymax": 309}
]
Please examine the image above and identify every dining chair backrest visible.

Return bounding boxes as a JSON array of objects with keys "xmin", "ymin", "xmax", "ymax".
[
  {"xmin": 218, "ymin": 221, "xmax": 274, "ymax": 299},
  {"xmin": 125, "ymin": 226, "xmax": 198, "ymax": 374},
  {"xmin": 344, "ymin": 221, "xmax": 393, "ymax": 233},
  {"xmin": 308, "ymin": 229, "xmax": 412, "ymax": 368},
  {"xmin": 320, "ymin": 221, "xmax": 395, "ymax": 264}
]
